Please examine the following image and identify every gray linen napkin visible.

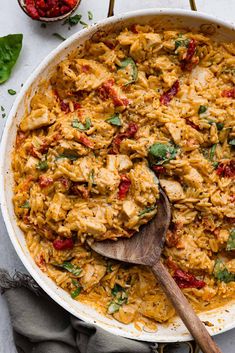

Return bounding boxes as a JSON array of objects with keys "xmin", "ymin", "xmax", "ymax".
[{"xmin": 0, "ymin": 269, "xmax": 154, "ymax": 353}]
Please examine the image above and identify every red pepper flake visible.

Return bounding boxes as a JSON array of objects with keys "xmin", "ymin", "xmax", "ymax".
[
  {"xmin": 39, "ymin": 175, "xmax": 54, "ymax": 188},
  {"xmin": 173, "ymin": 269, "xmax": 206, "ymax": 289},
  {"xmin": 78, "ymin": 135, "xmax": 93, "ymax": 148},
  {"xmin": 98, "ymin": 79, "xmax": 129, "ymax": 107},
  {"xmin": 152, "ymin": 165, "xmax": 166, "ymax": 174},
  {"xmin": 112, "ymin": 122, "xmax": 138, "ymax": 153},
  {"xmin": 221, "ymin": 88, "xmax": 235, "ymax": 98},
  {"xmin": 181, "ymin": 39, "xmax": 197, "ymax": 71},
  {"xmin": 25, "ymin": 0, "xmax": 77, "ymax": 19},
  {"xmin": 160, "ymin": 80, "xmax": 179, "ymax": 106},
  {"xmin": 53, "ymin": 238, "xmax": 74, "ymax": 250},
  {"xmin": 216, "ymin": 160, "xmax": 235, "ymax": 178},
  {"xmin": 118, "ymin": 175, "xmax": 131, "ymax": 200}
]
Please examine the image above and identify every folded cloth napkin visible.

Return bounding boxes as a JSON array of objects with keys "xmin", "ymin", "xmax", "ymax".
[{"xmin": 0, "ymin": 269, "xmax": 197, "ymax": 353}]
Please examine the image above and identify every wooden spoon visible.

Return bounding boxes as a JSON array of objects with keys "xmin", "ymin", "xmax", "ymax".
[{"xmin": 91, "ymin": 188, "xmax": 222, "ymax": 353}]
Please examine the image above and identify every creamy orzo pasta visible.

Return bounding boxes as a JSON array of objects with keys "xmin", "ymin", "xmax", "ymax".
[{"xmin": 12, "ymin": 24, "xmax": 235, "ymax": 329}]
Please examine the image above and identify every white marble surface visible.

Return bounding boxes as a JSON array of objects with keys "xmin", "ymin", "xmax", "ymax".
[{"xmin": 0, "ymin": 1, "xmax": 235, "ymax": 352}]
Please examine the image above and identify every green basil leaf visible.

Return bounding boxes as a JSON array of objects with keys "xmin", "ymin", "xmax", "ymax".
[
  {"xmin": 106, "ymin": 114, "xmax": 122, "ymax": 126},
  {"xmin": 229, "ymin": 139, "xmax": 235, "ymax": 146},
  {"xmin": 0, "ymin": 34, "xmax": 23, "ymax": 84},
  {"xmin": 221, "ymin": 67, "xmax": 235, "ymax": 75},
  {"xmin": 118, "ymin": 57, "xmax": 138, "ymax": 84},
  {"xmin": 198, "ymin": 105, "xmax": 207, "ymax": 115},
  {"xmin": 64, "ymin": 14, "xmax": 82, "ymax": 26},
  {"xmin": 213, "ymin": 161, "xmax": 219, "ymax": 169},
  {"xmin": 53, "ymin": 33, "xmax": 66, "ymax": 41},
  {"xmin": 71, "ymin": 287, "xmax": 81, "ymax": 299},
  {"xmin": 107, "ymin": 302, "xmax": 120, "ymax": 314},
  {"xmin": 8, "ymin": 89, "xmax": 16, "ymax": 95},
  {"xmin": 55, "ymin": 262, "xmax": 82, "ymax": 277},
  {"xmin": 36, "ymin": 160, "xmax": 48, "ymax": 171},
  {"xmin": 111, "ymin": 284, "xmax": 123, "ymax": 296},
  {"xmin": 107, "ymin": 262, "xmax": 113, "ymax": 273},
  {"xmin": 88, "ymin": 11, "xmax": 93, "ymax": 20},
  {"xmin": 148, "ymin": 143, "xmax": 178, "ymax": 165},
  {"xmin": 139, "ymin": 205, "xmax": 156, "ymax": 218},
  {"xmin": 20, "ymin": 200, "xmax": 30, "ymax": 209},
  {"xmin": 175, "ymin": 38, "xmax": 190, "ymax": 50},
  {"xmin": 213, "ymin": 259, "xmax": 235, "ymax": 283},
  {"xmin": 111, "ymin": 284, "xmax": 128, "ymax": 305},
  {"xmin": 226, "ymin": 229, "xmax": 235, "ymax": 251},
  {"xmin": 216, "ymin": 122, "xmax": 224, "ymax": 131},
  {"xmin": 56, "ymin": 153, "xmax": 78, "ymax": 161},
  {"xmin": 72, "ymin": 117, "xmax": 91, "ymax": 131},
  {"xmin": 209, "ymin": 144, "xmax": 217, "ymax": 161}
]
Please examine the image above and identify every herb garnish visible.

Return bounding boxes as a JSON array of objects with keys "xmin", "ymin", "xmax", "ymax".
[
  {"xmin": 88, "ymin": 11, "xmax": 93, "ymax": 20},
  {"xmin": 229, "ymin": 139, "xmax": 235, "ymax": 146},
  {"xmin": 8, "ymin": 89, "xmax": 16, "ymax": 95},
  {"xmin": 117, "ymin": 57, "xmax": 138, "ymax": 85},
  {"xmin": 0, "ymin": 34, "xmax": 23, "ymax": 84},
  {"xmin": 20, "ymin": 200, "xmax": 30, "ymax": 209},
  {"xmin": 53, "ymin": 33, "xmax": 66, "ymax": 41},
  {"xmin": 148, "ymin": 143, "xmax": 178, "ymax": 166},
  {"xmin": 106, "ymin": 114, "xmax": 122, "ymax": 126},
  {"xmin": 63, "ymin": 14, "xmax": 82, "ymax": 26},
  {"xmin": 71, "ymin": 279, "xmax": 82, "ymax": 298},
  {"xmin": 56, "ymin": 153, "xmax": 79, "ymax": 161},
  {"xmin": 198, "ymin": 105, "xmax": 207, "ymax": 115},
  {"xmin": 209, "ymin": 144, "xmax": 217, "ymax": 161},
  {"xmin": 108, "ymin": 284, "xmax": 128, "ymax": 314},
  {"xmin": 216, "ymin": 122, "xmax": 224, "ymax": 131},
  {"xmin": 175, "ymin": 38, "xmax": 190, "ymax": 50},
  {"xmin": 226, "ymin": 229, "xmax": 235, "ymax": 251},
  {"xmin": 139, "ymin": 205, "xmax": 155, "ymax": 218},
  {"xmin": 55, "ymin": 262, "xmax": 82, "ymax": 276},
  {"xmin": 72, "ymin": 117, "xmax": 91, "ymax": 131},
  {"xmin": 36, "ymin": 160, "xmax": 48, "ymax": 171},
  {"xmin": 213, "ymin": 259, "xmax": 235, "ymax": 283}
]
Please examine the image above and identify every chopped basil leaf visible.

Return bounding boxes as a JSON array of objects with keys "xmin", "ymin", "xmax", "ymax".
[
  {"xmin": 213, "ymin": 161, "xmax": 219, "ymax": 169},
  {"xmin": 2, "ymin": 113, "xmax": 6, "ymax": 118},
  {"xmin": 221, "ymin": 67, "xmax": 235, "ymax": 75},
  {"xmin": 175, "ymin": 38, "xmax": 190, "ymax": 50},
  {"xmin": 64, "ymin": 14, "xmax": 82, "ymax": 26},
  {"xmin": 216, "ymin": 122, "xmax": 224, "ymax": 131},
  {"xmin": 209, "ymin": 144, "xmax": 217, "ymax": 161},
  {"xmin": 53, "ymin": 33, "xmax": 66, "ymax": 41},
  {"xmin": 36, "ymin": 160, "xmax": 48, "ymax": 171},
  {"xmin": 148, "ymin": 143, "xmax": 178, "ymax": 166},
  {"xmin": 139, "ymin": 205, "xmax": 155, "ymax": 218},
  {"xmin": 118, "ymin": 57, "xmax": 138, "ymax": 85},
  {"xmin": 80, "ymin": 21, "xmax": 88, "ymax": 28},
  {"xmin": 71, "ymin": 279, "xmax": 80, "ymax": 287},
  {"xmin": 8, "ymin": 89, "xmax": 16, "ymax": 95},
  {"xmin": 198, "ymin": 105, "xmax": 207, "ymax": 115},
  {"xmin": 111, "ymin": 283, "xmax": 123, "ymax": 296},
  {"xmin": 88, "ymin": 11, "xmax": 93, "ymax": 20},
  {"xmin": 20, "ymin": 200, "xmax": 30, "ymax": 209},
  {"xmin": 0, "ymin": 106, "xmax": 4, "ymax": 111},
  {"xmin": 40, "ymin": 23, "xmax": 47, "ymax": 28},
  {"xmin": 72, "ymin": 117, "xmax": 91, "ymax": 131},
  {"xmin": 0, "ymin": 34, "xmax": 23, "ymax": 84},
  {"xmin": 226, "ymin": 229, "xmax": 235, "ymax": 251},
  {"xmin": 111, "ymin": 284, "xmax": 128, "ymax": 305},
  {"xmin": 55, "ymin": 262, "xmax": 82, "ymax": 276},
  {"xmin": 56, "ymin": 153, "xmax": 78, "ymax": 161},
  {"xmin": 71, "ymin": 286, "xmax": 81, "ymax": 298},
  {"xmin": 229, "ymin": 139, "xmax": 235, "ymax": 146},
  {"xmin": 213, "ymin": 259, "xmax": 235, "ymax": 283},
  {"xmin": 106, "ymin": 114, "xmax": 122, "ymax": 126},
  {"xmin": 108, "ymin": 302, "xmax": 120, "ymax": 314},
  {"xmin": 107, "ymin": 262, "xmax": 113, "ymax": 273}
]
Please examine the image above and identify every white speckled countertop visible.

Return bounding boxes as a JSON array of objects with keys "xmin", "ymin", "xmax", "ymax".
[{"xmin": 0, "ymin": 1, "xmax": 235, "ymax": 352}]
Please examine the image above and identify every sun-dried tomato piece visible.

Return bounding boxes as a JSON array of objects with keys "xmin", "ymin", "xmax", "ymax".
[
  {"xmin": 152, "ymin": 165, "xmax": 166, "ymax": 174},
  {"xmin": 173, "ymin": 269, "xmax": 206, "ymax": 289},
  {"xmin": 60, "ymin": 101, "xmax": 70, "ymax": 112},
  {"xmin": 216, "ymin": 160, "xmax": 235, "ymax": 178},
  {"xmin": 73, "ymin": 102, "xmax": 81, "ymax": 110},
  {"xmin": 118, "ymin": 175, "xmax": 131, "ymax": 200},
  {"xmin": 160, "ymin": 80, "xmax": 180, "ymax": 106},
  {"xmin": 78, "ymin": 135, "xmax": 93, "ymax": 148},
  {"xmin": 221, "ymin": 88, "xmax": 235, "ymax": 98},
  {"xmin": 70, "ymin": 183, "xmax": 89, "ymax": 199},
  {"xmin": 53, "ymin": 238, "xmax": 74, "ymax": 250},
  {"xmin": 98, "ymin": 79, "xmax": 129, "ymax": 107},
  {"xmin": 181, "ymin": 39, "xmax": 197, "ymax": 71},
  {"xmin": 185, "ymin": 120, "xmax": 200, "ymax": 131},
  {"xmin": 112, "ymin": 122, "xmax": 138, "ymax": 153},
  {"xmin": 39, "ymin": 175, "xmax": 54, "ymax": 188}
]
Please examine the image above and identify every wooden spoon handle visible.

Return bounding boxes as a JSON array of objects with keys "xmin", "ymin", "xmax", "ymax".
[{"xmin": 152, "ymin": 261, "xmax": 222, "ymax": 353}]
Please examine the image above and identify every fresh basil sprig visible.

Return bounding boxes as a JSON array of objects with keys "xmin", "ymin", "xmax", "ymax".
[
  {"xmin": 148, "ymin": 143, "xmax": 178, "ymax": 166},
  {"xmin": 55, "ymin": 262, "xmax": 82, "ymax": 277},
  {"xmin": 106, "ymin": 114, "xmax": 122, "ymax": 126},
  {"xmin": 72, "ymin": 117, "xmax": 91, "ymax": 131}
]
